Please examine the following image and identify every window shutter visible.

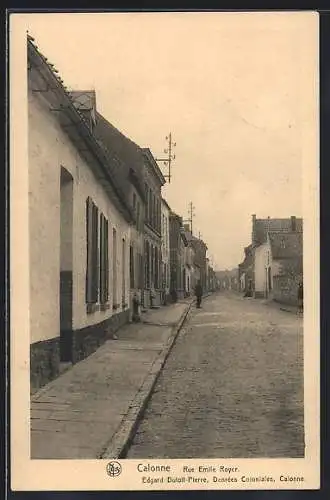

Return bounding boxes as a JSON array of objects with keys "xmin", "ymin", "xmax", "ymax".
[
  {"xmin": 105, "ymin": 219, "xmax": 109, "ymax": 302},
  {"xmin": 91, "ymin": 202, "xmax": 99, "ymax": 303},
  {"xmin": 99, "ymin": 213, "xmax": 104, "ymax": 303},
  {"xmin": 136, "ymin": 202, "xmax": 140, "ymax": 231},
  {"xmin": 86, "ymin": 197, "xmax": 94, "ymax": 303},
  {"xmin": 130, "ymin": 245, "xmax": 134, "ymax": 289},
  {"xmin": 99, "ymin": 214, "xmax": 109, "ymax": 304}
]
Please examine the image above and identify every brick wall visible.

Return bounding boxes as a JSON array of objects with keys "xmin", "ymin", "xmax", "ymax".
[{"xmin": 273, "ymin": 275, "xmax": 299, "ymax": 306}]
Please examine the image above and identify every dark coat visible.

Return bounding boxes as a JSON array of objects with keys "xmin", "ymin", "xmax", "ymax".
[{"xmin": 195, "ymin": 284, "xmax": 203, "ymax": 297}]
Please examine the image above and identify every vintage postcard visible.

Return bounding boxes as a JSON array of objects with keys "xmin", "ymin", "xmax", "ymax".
[{"xmin": 10, "ymin": 10, "xmax": 319, "ymax": 491}]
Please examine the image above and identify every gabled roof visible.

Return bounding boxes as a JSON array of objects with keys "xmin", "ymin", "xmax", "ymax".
[
  {"xmin": 254, "ymin": 217, "xmax": 303, "ymax": 245},
  {"xmin": 93, "ymin": 111, "xmax": 146, "ymax": 201},
  {"xmin": 27, "ymin": 35, "xmax": 133, "ymax": 222},
  {"xmin": 268, "ymin": 231, "xmax": 303, "ymax": 260},
  {"xmin": 161, "ymin": 197, "xmax": 171, "ymax": 211},
  {"xmin": 169, "ymin": 211, "xmax": 183, "ymax": 224},
  {"xmin": 180, "ymin": 229, "xmax": 188, "ymax": 246},
  {"xmin": 183, "ymin": 230, "xmax": 194, "ymax": 242},
  {"xmin": 192, "ymin": 235, "xmax": 207, "ymax": 248},
  {"xmin": 142, "ymin": 148, "xmax": 166, "ymax": 186}
]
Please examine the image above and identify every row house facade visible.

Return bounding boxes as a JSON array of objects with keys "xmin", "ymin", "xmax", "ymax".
[
  {"xmin": 239, "ymin": 214, "xmax": 303, "ymax": 304},
  {"xmin": 27, "ymin": 35, "xmax": 216, "ymax": 393},
  {"xmin": 254, "ymin": 229, "xmax": 303, "ymax": 304},
  {"xmin": 207, "ymin": 264, "xmax": 217, "ymax": 292},
  {"xmin": 161, "ymin": 197, "xmax": 171, "ymax": 304},
  {"xmin": 169, "ymin": 212, "xmax": 188, "ymax": 301},
  {"xmin": 92, "ymin": 108, "xmax": 146, "ymax": 318},
  {"xmin": 142, "ymin": 148, "xmax": 166, "ymax": 308},
  {"xmin": 183, "ymin": 225, "xmax": 198, "ymax": 296},
  {"xmin": 184, "ymin": 244, "xmax": 195, "ymax": 296},
  {"xmin": 238, "ymin": 244, "xmax": 254, "ymax": 295},
  {"xmin": 28, "ymin": 37, "xmax": 133, "ymax": 392},
  {"xmin": 189, "ymin": 236, "xmax": 208, "ymax": 293}
]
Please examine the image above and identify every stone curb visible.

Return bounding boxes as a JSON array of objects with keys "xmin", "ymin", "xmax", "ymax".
[{"xmin": 99, "ymin": 299, "xmax": 194, "ymax": 459}]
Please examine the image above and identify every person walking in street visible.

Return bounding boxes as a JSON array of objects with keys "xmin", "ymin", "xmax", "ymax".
[
  {"xmin": 195, "ymin": 280, "xmax": 203, "ymax": 308},
  {"xmin": 297, "ymin": 280, "xmax": 303, "ymax": 314}
]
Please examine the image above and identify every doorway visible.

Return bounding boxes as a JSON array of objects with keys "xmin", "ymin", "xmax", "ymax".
[{"xmin": 60, "ymin": 167, "xmax": 73, "ymax": 362}]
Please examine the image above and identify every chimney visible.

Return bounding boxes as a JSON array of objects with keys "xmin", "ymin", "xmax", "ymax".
[{"xmin": 291, "ymin": 216, "xmax": 297, "ymax": 232}]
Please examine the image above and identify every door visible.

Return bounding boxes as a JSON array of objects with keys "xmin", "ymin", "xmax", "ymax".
[{"xmin": 60, "ymin": 167, "xmax": 73, "ymax": 362}]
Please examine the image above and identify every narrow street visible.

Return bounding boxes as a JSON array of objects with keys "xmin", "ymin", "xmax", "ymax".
[{"xmin": 126, "ymin": 291, "xmax": 304, "ymax": 459}]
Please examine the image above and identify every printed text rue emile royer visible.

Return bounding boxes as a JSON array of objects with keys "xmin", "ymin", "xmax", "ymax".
[{"xmin": 136, "ymin": 463, "xmax": 305, "ymax": 485}]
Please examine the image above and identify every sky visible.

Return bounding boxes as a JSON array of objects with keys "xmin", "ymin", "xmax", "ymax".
[{"xmin": 20, "ymin": 12, "xmax": 317, "ymax": 269}]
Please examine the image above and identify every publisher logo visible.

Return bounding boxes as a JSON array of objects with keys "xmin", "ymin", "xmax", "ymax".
[{"xmin": 106, "ymin": 461, "xmax": 122, "ymax": 477}]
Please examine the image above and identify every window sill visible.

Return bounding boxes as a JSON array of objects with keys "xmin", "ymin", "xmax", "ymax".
[
  {"xmin": 100, "ymin": 302, "xmax": 111, "ymax": 311},
  {"xmin": 86, "ymin": 303, "xmax": 100, "ymax": 314}
]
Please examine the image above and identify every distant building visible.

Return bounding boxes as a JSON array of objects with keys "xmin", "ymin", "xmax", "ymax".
[
  {"xmin": 189, "ymin": 237, "xmax": 208, "ymax": 293},
  {"xmin": 216, "ymin": 269, "xmax": 239, "ymax": 291},
  {"xmin": 238, "ymin": 245, "xmax": 254, "ymax": 295},
  {"xmin": 240, "ymin": 214, "xmax": 303, "ymax": 303},
  {"xmin": 169, "ymin": 212, "xmax": 187, "ymax": 301},
  {"xmin": 182, "ymin": 225, "xmax": 197, "ymax": 296},
  {"xmin": 266, "ymin": 232, "xmax": 303, "ymax": 305},
  {"xmin": 161, "ymin": 198, "xmax": 171, "ymax": 304},
  {"xmin": 142, "ymin": 148, "xmax": 166, "ymax": 308},
  {"xmin": 207, "ymin": 264, "xmax": 217, "ymax": 292},
  {"xmin": 252, "ymin": 215, "xmax": 302, "ymax": 246}
]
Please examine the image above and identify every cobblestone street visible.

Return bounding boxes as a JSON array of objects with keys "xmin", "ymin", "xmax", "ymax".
[{"xmin": 126, "ymin": 292, "xmax": 304, "ymax": 458}]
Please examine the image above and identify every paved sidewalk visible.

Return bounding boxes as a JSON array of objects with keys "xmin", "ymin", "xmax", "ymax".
[{"xmin": 30, "ymin": 299, "xmax": 193, "ymax": 459}]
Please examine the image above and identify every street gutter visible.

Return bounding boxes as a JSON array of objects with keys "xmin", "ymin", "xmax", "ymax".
[{"xmin": 99, "ymin": 298, "xmax": 194, "ymax": 459}]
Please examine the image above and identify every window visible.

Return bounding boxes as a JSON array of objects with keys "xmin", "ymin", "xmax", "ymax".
[
  {"xmin": 144, "ymin": 183, "xmax": 148, "ymax": 219},
  {"xmin": 147, "ymin": 242, "xmax": 151, "ymax": 288},
  {"xmin": 99, "ymin": 213, "xmax": 109, "ymax": 304},
  {"xmin": 112, "ymin": 228, "xmax": 117, "ymax": 306},
  {"xmin": 86, "ymin": 197, "xmax": 99, "ymax": 304},
  {"xmin": 130, "ymin": 244, "xmax": 135, "ymax": 288},
  {"xmin": 153, "ymin": 195, "xmax": 156, "ymax": 229},
  {"xmin": 144, "ymin": 241, "xmax": 149, "ymax": 289},
  {"xmin": 150, "ymin": 245, "xmax": 154, "ymax": 287},
  {"xmin": 148, "ymin": 189, "xmax": 152, "ymax": 225},
  {"xmin": 122, "ymin": 238, "xmax": 126, "ymax": 305},
  {"xmin": 155, "ymin": 247, "xmax": 159, "ymax": 288},
  {"xmin": 139, "ymin": 253, "xmax": 144, "ymax": 289},
  {"xmin": 136, "ymin": 201, "xmax": 140, "ymax": 231}
]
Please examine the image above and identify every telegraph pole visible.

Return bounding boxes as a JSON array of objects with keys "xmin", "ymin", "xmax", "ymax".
[
  {"xmin": 183, "ymin": 201, "xmax": 195, "ymax": 235},
  {"xmin": 188, "ymin": 201, "xmax": 195, "ymax": 234},
  {"xmin": 155, "ymin": 133, "xmax": 176, "ymax": 183}
]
